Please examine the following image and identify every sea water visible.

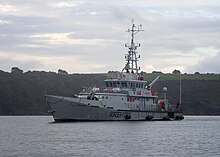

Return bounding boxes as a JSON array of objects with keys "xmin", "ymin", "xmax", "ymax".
[{"xmin": 0, "ymin": 116, "xmax": 219, "ymax": 157}]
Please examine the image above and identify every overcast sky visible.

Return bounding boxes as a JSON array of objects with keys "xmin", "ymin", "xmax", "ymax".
[{"xmin": 0, "ymin": 0, "xmax": 220, "ymax": 74}]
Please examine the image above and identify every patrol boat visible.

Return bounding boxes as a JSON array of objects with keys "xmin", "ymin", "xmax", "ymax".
[{"xmin": 46, "ymin": 22, "xmax": 184, "ymax": 121}]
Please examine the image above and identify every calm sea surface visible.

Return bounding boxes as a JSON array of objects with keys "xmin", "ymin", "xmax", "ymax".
[{"xmin": 0, "ymin": 116, "xmax": 219, "ymax": 157}]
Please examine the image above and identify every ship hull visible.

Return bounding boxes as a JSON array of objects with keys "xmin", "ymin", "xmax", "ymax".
[{"xmin": 46, "ymin": 95, "xmax": 184, "ymax": 122}]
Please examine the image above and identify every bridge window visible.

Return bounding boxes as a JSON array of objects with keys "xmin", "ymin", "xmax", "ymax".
[
  {"xmin": 113, "ymin": 81, "xmax": 117, "ymax": 87},
  {"xmin": 109, "ymin": 82, "xmax": 113, "ymax": 87},
  {"xmin": 131, "ymin": 83, "xmax": 135, "ymax": 88},
  {"xmin": 128, "ymin": 82, "xmax": 131, "ymax": 88},
  {"xmin": 121, "ymin": 82, "xmax": 127, "ymax": 88},
  {"xmin": 117, "ymin": 82, "xmax": 121, "ymax": 87},
  {"xmin": 105, "ymin": 82, "xmax": 109, "ymax": 87}
]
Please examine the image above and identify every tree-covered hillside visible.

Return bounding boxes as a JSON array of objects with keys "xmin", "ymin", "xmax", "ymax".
[{"xmin": 0, "ymin": 70, "xmax": 219, "ymax": 115}]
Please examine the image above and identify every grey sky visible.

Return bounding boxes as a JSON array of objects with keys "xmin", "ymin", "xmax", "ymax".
[{"xmin": 0, "ymin": 0, "xmax": 220, "ymax": 73}]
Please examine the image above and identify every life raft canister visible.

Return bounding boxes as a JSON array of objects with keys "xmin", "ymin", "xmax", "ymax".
[
  {"xmin": 151, "ymin": 90, "xmax": 155, "ymax": 96},
  {"xmin": 159, "ymin": 101, "xmax": 165, "ymax": 106}
]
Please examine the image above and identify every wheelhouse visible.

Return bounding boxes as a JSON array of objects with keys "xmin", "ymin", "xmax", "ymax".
[{"xmin": 104, "ymin": 80, "xmax": 147, "ymax": 89}]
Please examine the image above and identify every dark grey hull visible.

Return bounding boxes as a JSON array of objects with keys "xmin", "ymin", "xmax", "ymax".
[{"xmin": 46, "ymin": 95, "xmax": 184, "ymax": 122}]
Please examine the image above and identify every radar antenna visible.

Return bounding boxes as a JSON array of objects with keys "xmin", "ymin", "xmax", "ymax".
[{"xmin": 122, "ymin": 20, "xmax": 144, "ymax": 74}]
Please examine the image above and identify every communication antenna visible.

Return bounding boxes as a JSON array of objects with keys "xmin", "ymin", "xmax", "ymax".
[{"xmin": 122, "ymin": 19, "xmax": 144, "ymax": 74}]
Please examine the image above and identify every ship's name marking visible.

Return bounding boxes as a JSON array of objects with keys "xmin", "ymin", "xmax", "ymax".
[{"xmin": 109, "ymin": 111, "xmax": 124, "ymax": 117}]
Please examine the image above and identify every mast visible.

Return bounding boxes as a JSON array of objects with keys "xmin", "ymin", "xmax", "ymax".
[{"xmin": 122, "ymin": 20, "xmax": 144, "ymax": 74}]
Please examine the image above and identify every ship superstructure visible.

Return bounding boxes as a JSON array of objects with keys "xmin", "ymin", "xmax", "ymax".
[{"xmin": 46, "ymin": 22, "xmax": 184, "ymax": 121}]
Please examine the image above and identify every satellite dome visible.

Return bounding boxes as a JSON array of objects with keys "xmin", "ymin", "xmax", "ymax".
[{"xmin": 163, "ymin": 87, "xmax": 167, "ymax": 92}]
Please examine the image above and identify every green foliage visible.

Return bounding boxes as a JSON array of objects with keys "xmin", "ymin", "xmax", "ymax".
[
  {"xmin": 0, "ymin": 70, "xmax": 219, "ymax": 115},
  {"xmin": 144, "ymin": 73, "xmax": 220, "ymax": 82}
]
